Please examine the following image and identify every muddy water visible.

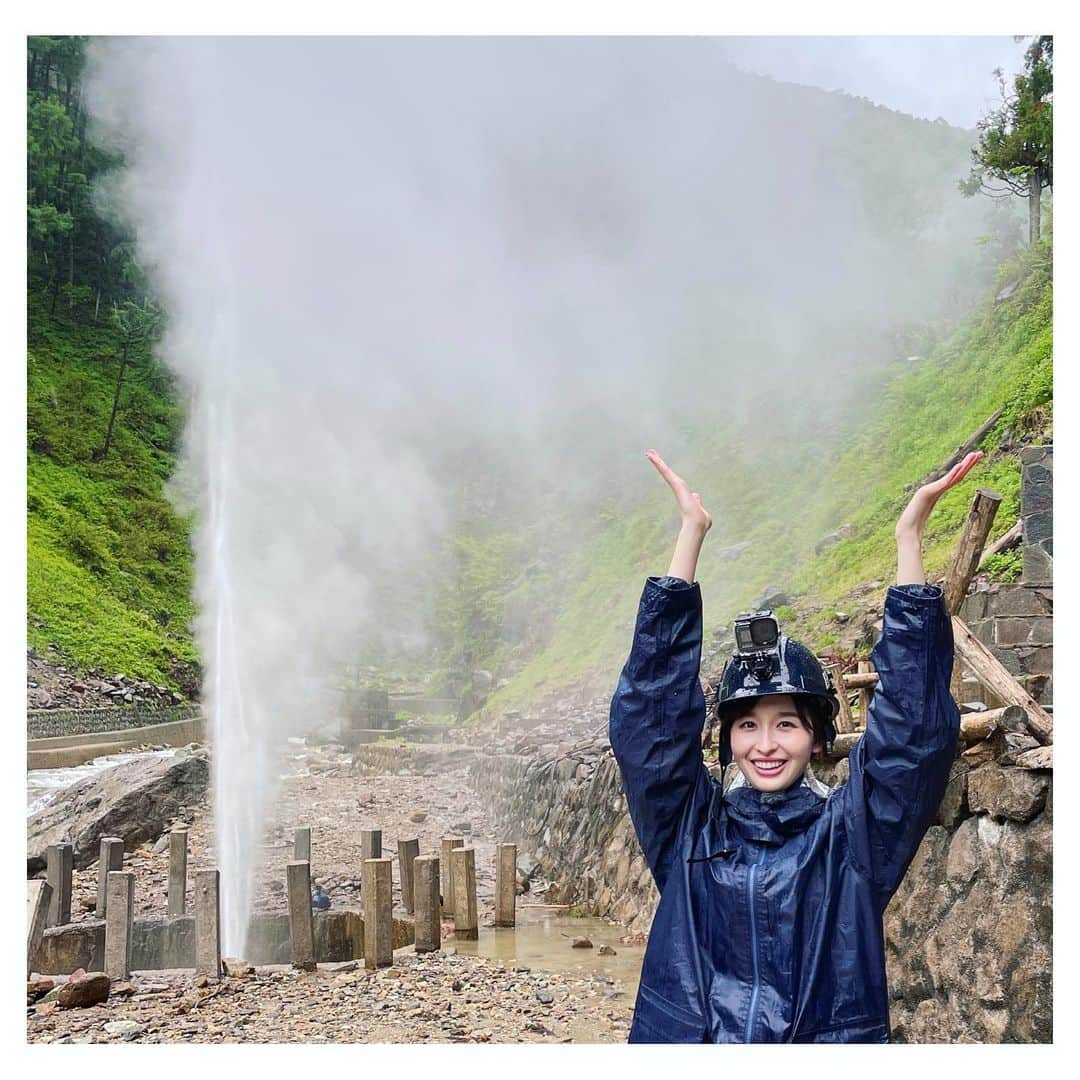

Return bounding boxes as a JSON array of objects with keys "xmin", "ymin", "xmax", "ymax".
[{"xmin": 454, "ymin": 909, "xmax": 645, "ymax": 1041}]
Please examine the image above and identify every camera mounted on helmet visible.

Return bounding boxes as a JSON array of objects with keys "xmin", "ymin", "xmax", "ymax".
[
  {"xmin": 732, "ymin": 608, "xmax": 782, "ymax": 682},
  {"xmin": 714, "ymin": 608, "xmax": 840, "ymax": 768}
]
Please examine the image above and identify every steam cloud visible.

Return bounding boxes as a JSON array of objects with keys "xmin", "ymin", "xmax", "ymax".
[{"xmin": 84, "ymin": 36, "xmax": 1000, "ymax": 953}]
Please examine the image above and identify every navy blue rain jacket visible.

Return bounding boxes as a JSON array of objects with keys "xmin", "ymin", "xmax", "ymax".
[{"xmin": 609, "ymin": 576, "xmax": 959, "ymax": 1043}]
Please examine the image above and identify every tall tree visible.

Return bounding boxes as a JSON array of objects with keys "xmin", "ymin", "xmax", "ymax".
[
  {"xmin": 99, "ymin": 299, "xmax": 164, "ymax": 460},
  {"xmin": 960, "ymin": 36, "xmax": 1053, "ymax": 245}
]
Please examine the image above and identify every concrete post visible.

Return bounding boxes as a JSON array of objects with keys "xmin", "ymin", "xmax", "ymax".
[
  {"xmin": 27, "ymin": 880, "xmax": 52, "ymax": 978},
  {"xmin": 495, "ymin": 843, "xmax": 517, "ymax": 927},
  {"xmin": 167, "ymin": 828, "xmax": 188, "ymax": 916},
  {"xmin": 440, "ymin": 836, "xmax": 464, "ymax": 916},
  {"xmin": 286, "ymin": 860, "xmax": 317, "ymax": 970},
  {"xmin": 45, "ymin": 842, "xmax": 73, "ymax": 927},
  {"xmin": 413, "ymin": 856, "xmax": 441, "ymax": 953},
  {"xmin": 294, "ymin": 827, "xmax": 311, "ymax": 864},
  {"xmin": 104, "ymin": 870, "xmax": 135, "ymax": 981},
  {"xmin": 397, "ymin": 837, "xmax": 420, "ymax": 914},
  {"xmin": 362, "ymin": 857, "xmax": 393, "ymax": 968},
  {"xmin": 451, "ymin": 846, "xmax": 478, "ymax": 941},
  {"xmin": 360, "ymin": 829, "xmax": 382, "ymax": 862},
  {"xmin": 96, "ymin": 836, "xmax": 124, "ymax": 919},
  {"xmin": 194, "ymin": 869, "xmax": 222, "ymax": 981}
]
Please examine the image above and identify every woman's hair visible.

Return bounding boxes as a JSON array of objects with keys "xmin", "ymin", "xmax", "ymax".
[{"xmin": 717, "ymin": 693, "xmax": 827, "ymax": 746}]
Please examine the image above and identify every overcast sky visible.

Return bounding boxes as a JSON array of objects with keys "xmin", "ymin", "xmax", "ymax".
[{"xmin": 719, "ymin": 36, "xmax": 1031, "ymax": 129}]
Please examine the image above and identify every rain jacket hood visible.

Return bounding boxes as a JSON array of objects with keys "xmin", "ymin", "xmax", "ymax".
[{"xmin": 610, "ymin": 576, "xmax": 959, "ymax": 1043}]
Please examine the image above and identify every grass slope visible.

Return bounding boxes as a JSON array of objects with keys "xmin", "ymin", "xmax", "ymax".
[
  {"xmin": 487, "ymin": 237, "xmax": 1052, "ymax": 710},
  {"xmin": 27, "ymin": 291, "xmax": 198, "ymax": 688}
]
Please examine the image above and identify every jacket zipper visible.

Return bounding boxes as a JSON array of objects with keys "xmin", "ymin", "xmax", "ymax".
[{"xmin": 743, "ymin": 846, "xmax": 768, "ymax": 1043}]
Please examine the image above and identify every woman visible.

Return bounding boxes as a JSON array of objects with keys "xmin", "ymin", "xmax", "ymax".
[{"xmin": 609, "ymin": 447, "xmax": 981, "ymax": 1043}]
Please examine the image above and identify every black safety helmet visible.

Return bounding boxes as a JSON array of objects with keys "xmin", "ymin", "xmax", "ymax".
[{"xmin": 714, "ymin": 628, "xmax": 839, "ymax": 768}]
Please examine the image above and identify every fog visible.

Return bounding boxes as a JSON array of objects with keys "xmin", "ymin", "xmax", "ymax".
[{"xmin": 84, "ymin": 36, "xmax": 1008, "ymax": 953}]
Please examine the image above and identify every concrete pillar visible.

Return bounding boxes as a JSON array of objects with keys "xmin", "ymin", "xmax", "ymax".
[
  {"xmin": 360, "ymin": 829, "xmax": 382, "ymax": 862},
  {"xmin": 495, "ymin": 843, "xmax": 517, "ymax": 927},
  {"xmin": 194, "ymin": 869, "xmax": 222, "ymax": 981},
  {"xmin": 440, "ymin": 836, "xmax": 464, "ymax": 916},
  {"xmin": 27, "ymin": 879, "xmax": 52, "ymax": 978},
  {"xmin": 45, "ymin": 843, "xmax": 73, "ymax": 927},
  {"xmin": 362, "ymin": 857, "xmax": 393, "ymax": 968},
  {"xmin": 286, "ymin": 860, "xmax": 317, "ymax": 971},
  {"xmin": 96, "ymin": 836, "xmax": 124, "ymax": 919},
  {"xmin": 397, "ymin": 837, "xmax": 420, "ymax": 914},
  {"xmin": 451, "ymin": 846, "xmax": 478, "ymax": 941},
  {"xmin": 413, "ymin": 856, "xmax": 441, "ymax": 953},
  {"xmin": 167, "ymin": 829, "xmax": 189, "ymax": 916},
  {"xmin": 294, "ymin": 827, "xmax": 311, "ymax": 864},
  {"xmin": 104, "ymin": 870, "xmax": 135, "ymax": 981}
]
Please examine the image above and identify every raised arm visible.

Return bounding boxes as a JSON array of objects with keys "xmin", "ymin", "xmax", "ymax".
[
  {"xmin": 842, "ymin": 452, "xmax": 981, "ymax": 903},
  {"xmin": 609, "ymin": 451, "xmax": 713, "ymax": 893}
]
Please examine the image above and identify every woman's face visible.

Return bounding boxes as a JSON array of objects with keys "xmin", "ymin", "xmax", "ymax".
[{"xmin": 729, "ymin": 694, "xmax": 821, "ymax": 792}]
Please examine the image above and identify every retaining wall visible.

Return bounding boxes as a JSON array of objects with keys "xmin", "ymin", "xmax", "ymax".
[
  {"xmin": 468, "ymin": 742, "xmax": 1052, "ymax": 1042},
  {"xmin": 27, "ymin": 704, "xmax": 202, "ymax": 740}
]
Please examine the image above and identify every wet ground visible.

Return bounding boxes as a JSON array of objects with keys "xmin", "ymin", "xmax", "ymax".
[{"xmin": 27, "ymin": 739, "xmax": 644, "ymax": 1043}]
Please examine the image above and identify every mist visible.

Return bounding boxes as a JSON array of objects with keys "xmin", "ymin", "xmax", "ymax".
[{"xmin": 84, "ymin": 36, "xmax": 1006, "ymax": 954}]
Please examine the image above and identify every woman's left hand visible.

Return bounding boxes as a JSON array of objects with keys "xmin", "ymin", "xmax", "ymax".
[{"xmin": 895, "ymin": 451, "xmax": 984, "ymax": 541}]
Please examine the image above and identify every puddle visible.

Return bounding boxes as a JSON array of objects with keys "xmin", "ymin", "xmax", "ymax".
[{"xmin": 453, "ymin": 909, "xmax": 644, "ymax": 1041}]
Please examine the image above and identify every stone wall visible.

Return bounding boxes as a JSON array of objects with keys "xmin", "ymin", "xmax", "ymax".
[
  {"xmin": 468, "ymin": 742, "xmax": 1052, "ymax": 1042},
  {"xmin": 957, "ymin": 443, "xmax": 1053, "ymax": 706},
  {"xmin": 26, "ymin": 704, "xmax": 202, "ymax": 740}
]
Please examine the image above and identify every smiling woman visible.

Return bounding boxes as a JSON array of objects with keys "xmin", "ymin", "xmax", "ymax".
[{"xmin": 608, "ymin": 448, "xmax": 980, "ymax": 1043}]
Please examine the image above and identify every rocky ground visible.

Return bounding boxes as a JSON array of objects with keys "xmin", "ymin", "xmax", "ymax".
[
  {"xmin": 28, "ymin": 950, "xmax": 634, "ymax": 1044},
  {"xmin": 27, "ymin": 723, "xmax": 641, "ymax": 1044},
  {"xmin": 27, "ymin": 645, "xmax": 188, "ymax": 710}
]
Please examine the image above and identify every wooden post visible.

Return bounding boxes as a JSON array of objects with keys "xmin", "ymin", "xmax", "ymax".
[
  {"xmin": 360, "ymin": 829, "xmax": 382, "ymax": 862},
  {"xmin": 943, "ymin": 489, "xmax": 1003, "ymax": 615},
  {"xmin": 96, "ymin": 837, "xmax": 124, "ymax": 919},
  {"xmin": 45, "ymin": 843, "xmax": 73, "ymax": 927},
  {"xmin": 842, "ymin": 671, "xmax": 879, "ymax": 691},
  {"xmin": 104, "ymin": 871, "xmax": 135, "ymax": 981},
  {"xmin": 362, "ymin": 858, "xmax": 393, "ymax": 968},
  {"xmin": 831, "ymin": 665, "xmax": 855, "ymax": 735},
  {"xmin": 194, "ymin": 869, "xmax": 222, "ymax": 981},
  {"xmin": 167, "ymin": 829, "xmax": 188, "ymax": 916},
  {"xmin": 441, "ymin": 836, "xmax": 464, "ymax": 916},
  {"xmin": 27, "ymin": 880, "xmax": 52, "ymax": 978},
  {"xmin": 413, "ymin": 856, "xmax": 441, "ymax": 953},
  {"xmin": 952, "ymin": 617, "xmax": 1053, "ymax": 743},
  {"xmin": 397, "ymin": 838, "xmax": 420, "ymax": 914},
  {"xmin": 857, "ymin": 660, "xmax": 875, "ymax": 729},
  {"xmin": 450, "ymin": 847, "xmax": 478, "ymax": 941},
  {"xmin": 495, "ymin": 844, "xmax": 517, "ymax": 927},
  {"xmin": 294, "ymin": 827, "xmax": 311, "ymax": 864},
  {"xmin": 286, "ymin": 860, "xmax": 316, "ymax": 970}
]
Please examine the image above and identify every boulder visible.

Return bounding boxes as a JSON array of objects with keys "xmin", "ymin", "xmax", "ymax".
[
  {"xmin": 57, "ymin": 971, "xmax": 111, "ymax": 1008},
  {"xmin": 967, "ymin": 764, "xmax": 1048, "ymax": 823},
  {"xmin": 753, "ymin": 587, "xmax": 793, "ymax": 610},
  {"xmin": 27, "ymin": 752, "xmax": 209, "ymax": 873}
]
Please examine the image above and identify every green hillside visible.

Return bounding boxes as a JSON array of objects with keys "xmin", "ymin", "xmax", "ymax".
[
  {"xmin": 26, "ymin": 289, "xmax": 198, "ymax": 690},
  {"xmin": 481, "ymin": 234, "xmax": 1052, "ymax": 710}
]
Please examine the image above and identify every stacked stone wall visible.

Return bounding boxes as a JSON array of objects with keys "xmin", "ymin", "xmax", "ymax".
[
  {"xmin": 26, "ymin": 704, "xmax": 202, "ymax": 740},
  {"xmin": 469, "ymin": 742, "xmax": 1052, "ymax": 1042}
]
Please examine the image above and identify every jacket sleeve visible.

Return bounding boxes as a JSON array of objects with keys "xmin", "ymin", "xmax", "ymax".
[
  {"xmin": 841, "ymin": 582, "xmax": 961, "ymax": 905},
  {"xmin": 609, "ymin": 575, "xmax": 712, "ymax": 894}
]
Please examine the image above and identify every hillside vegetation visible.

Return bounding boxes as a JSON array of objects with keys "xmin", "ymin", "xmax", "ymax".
[
  {"xmin": 479, "ymin": 234, "xmax": 1052, "ymax": 710},
  {"xmin": 27, "ymin": 290, "xmax": 198, "ymax": 689}
]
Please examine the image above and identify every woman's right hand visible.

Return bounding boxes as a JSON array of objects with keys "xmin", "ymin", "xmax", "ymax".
[{"xmin": 646, "ymin": 449, "xmax": 712, "ymax": 534}]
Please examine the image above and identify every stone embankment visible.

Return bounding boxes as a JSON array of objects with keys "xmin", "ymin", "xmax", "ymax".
[{"xmin": 467, "ymin": 707, "xmax": 1053, "ymax": 1042}]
